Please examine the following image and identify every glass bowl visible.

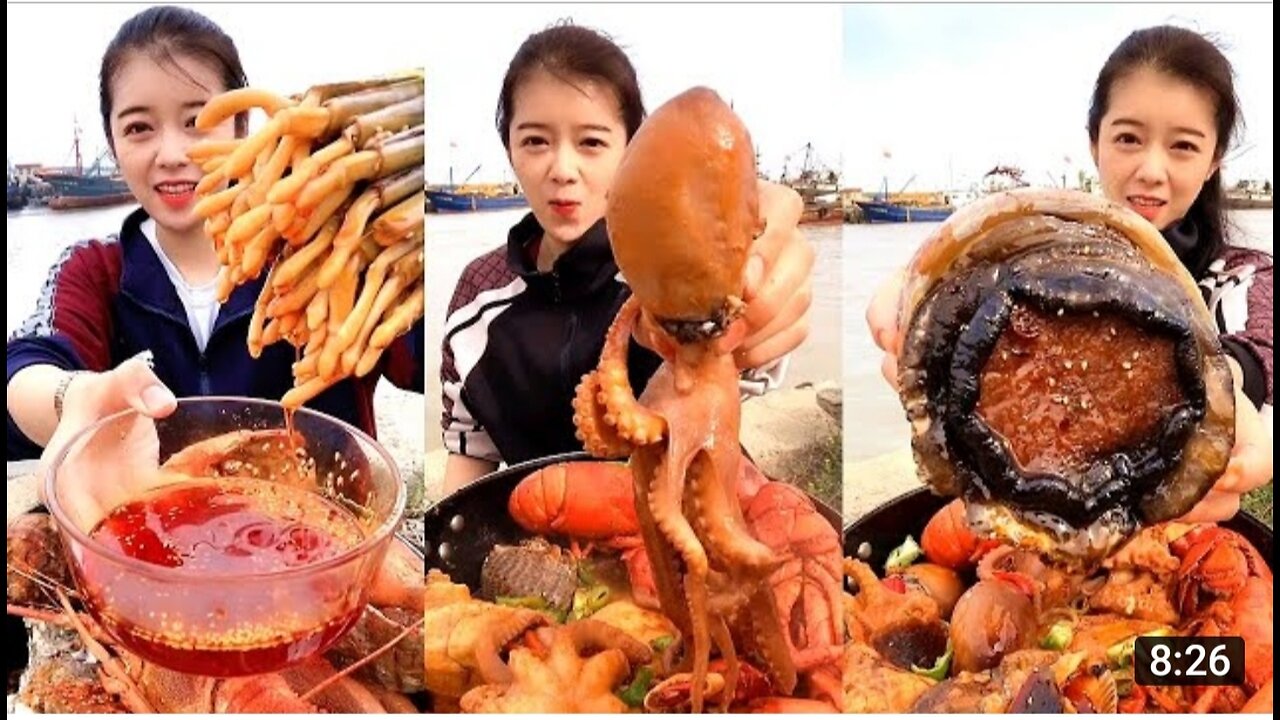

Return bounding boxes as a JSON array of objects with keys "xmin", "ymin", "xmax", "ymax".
[{"xmin": 44, "ymin": 396, "xmax": 406, "ymax": 677}]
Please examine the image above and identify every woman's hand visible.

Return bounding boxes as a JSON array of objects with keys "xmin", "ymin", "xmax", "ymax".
[
  {"xmin": 722, "ymin": 179, "xmax": 815, "ymax": 370},
  {"xmin": 866, "ymin": 266, "xmax": 907, "ymax": 390},
  {"xmin": 37, "ymin": 355, "xmax": 176, "ymax": 502},
  {"xmin": 1178, "ymin": 357, "xmax": 1273, "ymax": 523}
]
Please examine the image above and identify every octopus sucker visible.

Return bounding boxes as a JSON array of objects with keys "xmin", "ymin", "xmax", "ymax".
[
  {"xmin": 747, "ymin": 583, "xmax": 800, "ymax": 694},
  {"xmin": 689, "ymin": 449, "xmax": 775, "ymax": 573},
  {"xmin": 571, "ymin": 371, "xmax": 631, "ymax": 458},
  {"xmin": 898, "ymin": 189, "xmax": 1234, "ymax": 559}
]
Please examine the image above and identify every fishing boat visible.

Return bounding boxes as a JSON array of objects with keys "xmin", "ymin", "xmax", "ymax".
[
  {"xmin": 7, "ymin": 160, "xmax": 27, "ymax": 210},
  {"xmin": 853, "ymin": 172, "xmax": 956, "ymax": 224},
  {"xmin": 855, "ymin": 200, "xmax": 955, "ymax": 223},
  {"xmin": 1227, "ymin": 180, "xmax": 1273, "ymax": 209},
  {"xmin": 426, "ymin": 187, "xmax": 528, "ymax": 213},
  {"xmin": 37, "ymin": 124, "xmax": 134, "ymax": 210},
  {"xmin": 428, "ymin": 158, "xmax": 528, "ymax": 213},
  {"xmin": 779, "ymin": 143, "xmax": 843, "ymax": 225},
  {"xmin": 980, "ymin": 165, "xmax": 1031, "ymax": 194}
]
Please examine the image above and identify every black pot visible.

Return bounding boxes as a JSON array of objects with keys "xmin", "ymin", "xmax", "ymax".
[
  {"xmin": 842, "ymin": 487, "xmax": 1273, "ymax": 570},
  {"xmin": 425, "ymin": 451, "xmax": 843, "ymax": 591}
]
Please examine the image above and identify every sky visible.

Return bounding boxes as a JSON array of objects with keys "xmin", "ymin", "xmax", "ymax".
[
  {"xmin": 6, "ymin": 4, "xmax": 844, "ymax": 185},
  {"xmin": 422, "ymin": 5, "xmax": 844, "ymax": 185},
  {"xmin": 6, "ymin": 3, "xmax": 425, "ymax": 169},
  {"xmin": 843, "ymin": 4, "xmax": 1274, "ymax": 193},
  {"xmin": 8, "ymin": 4, "xmax": 1268, "ymax": 194}
]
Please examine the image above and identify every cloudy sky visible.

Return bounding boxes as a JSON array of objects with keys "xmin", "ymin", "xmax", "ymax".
[
  {"xmin": 7, "ymin": 4, "xmax": 844, "ymax": 185},
  {"xmin": 843, "ymin": 4, "xmax": 1274, "ymax": 193},
  {"xmin": 6, "ymin": 3, "xmax": 424, "ymax": 168},
  {"xmin": 9, "ymin": 4, "xmax": 1268, "ymax": 195},
  {"xmin": 422, "ymin": 5, "xmax": 844, "ymax": 185}
]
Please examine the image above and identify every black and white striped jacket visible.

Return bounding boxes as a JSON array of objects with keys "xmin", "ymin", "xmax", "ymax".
[{"xmin": 440, "ymin": 213, "xmax": 784, "ymax": 465}]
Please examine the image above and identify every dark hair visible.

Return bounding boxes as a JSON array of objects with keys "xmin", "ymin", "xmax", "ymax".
[
  {"xmin": 99, "ymin": 6, "xmax": 248, "ymax": 149},
  {"xmin": 496, "ymin": 21, "xmax": 645, "ymax": 150},
  {"xmin": 1087, "ymin": 25, "xmax": 1241, "ymax": 276}
]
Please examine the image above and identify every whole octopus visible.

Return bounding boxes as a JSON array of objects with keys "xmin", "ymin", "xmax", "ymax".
[{"xmin": 570, "ymin": 87, "xmax": 840, "ymax": 712}]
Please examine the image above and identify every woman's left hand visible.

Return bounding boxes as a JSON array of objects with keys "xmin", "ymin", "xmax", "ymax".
[
  {"xmin": 1178, "ymin": 357, "xmax": 1273, "ymax": 523},
  {"xmin": 720, "ymin": 180, "xmax": 815, "ymax": 370}
]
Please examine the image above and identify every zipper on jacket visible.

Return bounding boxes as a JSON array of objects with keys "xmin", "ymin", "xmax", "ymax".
[
  {"xmin": 198, "ymin": 353, "xmax": 211, "ymax": 395},
  {"xmin": 560, "ymin": 311, "xmax": 579, "ymax": 394},
  {"xmin": 551, "ymin": 269, "xmax": 562, "ymax": 304}
]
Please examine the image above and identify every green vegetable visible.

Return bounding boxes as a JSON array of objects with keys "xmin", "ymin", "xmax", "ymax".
[
  {"xmin": 577, "ymin": 562, "xmax": 598, "ymax": 586},
  {"xmin": 1113, "ymin": 668, "xmax": 1134, "ymax": 698},
  {"xmin": 1040, "ymin": 621, "xmax": 1074, "ymax": 650},
  {"xmin": 496, "ymin": 596, "xmax": 567, "ymax": 624},
  {"xmin": 571, "ymin": 584, "xmax": 611, "ymax": 620},
  {"xmin": 885, "ymin": 535, "xmax": 923, "ymax": 573},
  {"xmin": 495, "ymin": 595, "xmax": 551, "ymax": 611},
  {"xmin": 1106, "ymin": 628, "xmax": 1174, "ymax": 668},
  {"xmin": 911, "ymin": 642, "xmax": 953, "ymax": 681},
  {"xmin": 650, "ymin": 635, "xmax": 675, "ymax": 652},
  {"xmin": 616, "ymin": 666, "xmax": 655, "ymax": 708}
]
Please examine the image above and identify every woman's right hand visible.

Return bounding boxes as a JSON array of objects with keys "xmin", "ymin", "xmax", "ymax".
[
  {"xmin": 38, "ymin": 356, "xmax": 177, "ymax": 500},
  {"xmin": 1177, "ymin": 357, "xmax": 1273, "ymax": 523},
  {"xmin": 866, "ymin": 266, "xmax": 908, "ymax": 391}
]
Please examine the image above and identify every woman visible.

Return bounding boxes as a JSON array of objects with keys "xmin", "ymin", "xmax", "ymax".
[
  {"xmin": 6, "ymin": 6, "xmax": 423, "ymax": 462},
  {"xmin": 441, "ymin": 23, "xmax": 813, "ymax": 492},
  {"xmin": 867, "ymin": 25, "xmax": 1272, "ymax": 522}
]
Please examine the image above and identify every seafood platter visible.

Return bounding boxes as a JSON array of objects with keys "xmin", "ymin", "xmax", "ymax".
[{"xmin": 841, "ymin": 490, "xmax": 1271, "ymax": 713}]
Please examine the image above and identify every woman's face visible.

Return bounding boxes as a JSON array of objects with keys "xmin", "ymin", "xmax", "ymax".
[
  {"xmin": 507, "ymin": 69, "xmax": 627, "ymax": 247},
  {"xmin": 108, "ymin": 50, "xmax": 235, "ymax": 238},
  {"xmin": 1091, "ymin": 66, "xmax": 1220, "ymax": 231}
]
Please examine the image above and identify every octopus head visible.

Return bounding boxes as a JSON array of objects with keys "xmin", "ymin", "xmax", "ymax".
[{"xmin": 606, "ymin": 87, "xmax": 762, "ymax": 344}]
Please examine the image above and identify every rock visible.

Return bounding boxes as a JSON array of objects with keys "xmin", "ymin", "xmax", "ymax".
[
  {"xmin": 402, "ymin": 518, "xmax": 425, "ymax": 552},
  {"xmin": 6, "ymin": 471, "xmax": 41, "ymax": 525},
  {"xmin": 372, "ymin": 382, "xmax": 425, "ymax": 526},
  {"xmin": 842, "ymin": 446, "xmax": 925, "ymax": 522},
  {"xmin": 423, "ymin": 447, "xmax": 449, "ymax": 507},
  {"xmin": 816, "ymin": 384, "xmax": 842, "ymax": 422},
  {"xmin": 741, "ymin": 386, "xmax": 840, "ymax": 486}
]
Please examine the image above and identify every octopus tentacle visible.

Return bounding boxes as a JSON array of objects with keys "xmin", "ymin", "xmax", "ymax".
[
  {"xmin": 572, "ymin": 371, "xmax": 633, "ymax": 458},
  {"xmin": 708, "ymin": 613, "xmax": 739, "ymax": 712},
  {"xmin": 631, "ymin": 446, "xmax": 693, "ymax": 637},
  {"xmin": 564, "ymin": 619, "xmax": 654, "ymax": 667},
  {"xmin": 472, "ymin": 610, "xmax": 551, "ymax": 685},
  {"xmin": 596, "ymin": 297, "xmax": 667, "ymax": 445},
  {"xmin": 649, "ymin": 441, "xmax": 712, "ymax": 713},
  {"xmin": 576, "ymin": 649, "xmax": 634, "ymax": 713},
  {"xmin": 748, "ymin": 586, "xmax": 799, "ymax": 694},
  {"xmin": 690, "ymin": 439, "xmax": 776, "ymax": 573}
]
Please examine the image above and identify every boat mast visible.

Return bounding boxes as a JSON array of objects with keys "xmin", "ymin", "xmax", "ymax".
[{"xmin": 73, "ymin": 120, "xmax": 83, "ymax": 176}]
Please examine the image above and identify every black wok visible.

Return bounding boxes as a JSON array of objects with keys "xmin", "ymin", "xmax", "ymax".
[
  {"xmin": 425, "ymin": 451, "xmax": 843, "ymax": 591},
  {"xmin": 842, "ymin": 487, "xmax": 1272, "ymax": 569}
]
